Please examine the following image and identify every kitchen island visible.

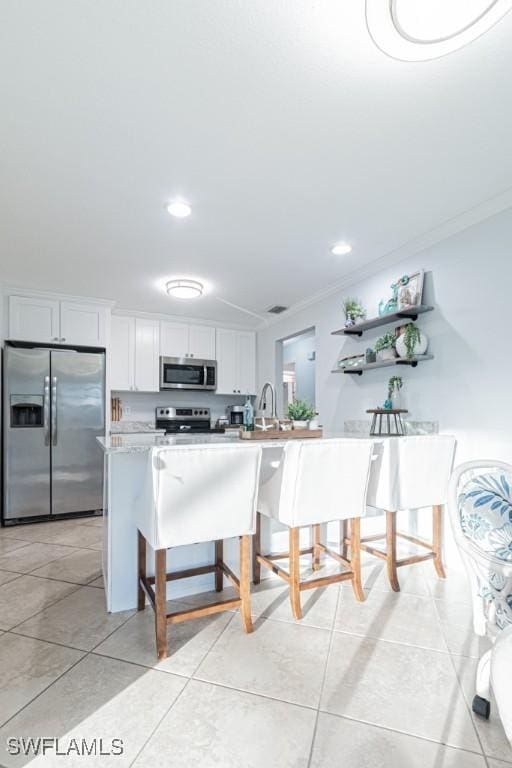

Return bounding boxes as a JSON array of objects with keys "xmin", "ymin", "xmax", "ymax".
[{"xmin": 97, "ymin": 431, "xmax": 436, "ymax": 613}]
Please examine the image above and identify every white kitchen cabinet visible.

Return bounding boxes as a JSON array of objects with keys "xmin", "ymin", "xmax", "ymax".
[
  {"xmin": 110, "ymin": 315, "xmax": 134, "ymax": 391},
  {"xmin": 160, "ymin": 321, "xmax": 189, "ymax": 358},
  {"xmin": 189, "ymin": 324, "xmax": 215, "ymax": 359},
  {"xmin": 134, "ymin": 319, "xmax": 160, "ymax": 391},
  {"xmin": 9, "ymin": 295, "xmax": 107, "ymax": 346},
  {"xmin": 237, "ymin": 331, "xmax": 256, "ymax": 395},
  {"xmin": 110, "ymin": 316, "xmax": 159, "ymax": 392},
  {"xmin": 216, "ymin": 328, "xmax": 256, "ymax": 395},
  {"xmin": 60, "ymin": 301, "xmax": 106, "ymax": 346},
  {"xmin": 160, "ymin": 320, "xmax": 215, "ymax": 360},
  {"xmin": 9, "ymin": 296, "xmax": 60, "ymax": 343}
]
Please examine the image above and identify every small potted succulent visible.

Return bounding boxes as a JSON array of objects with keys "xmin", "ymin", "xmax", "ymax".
[
  {"xmin": 342, "ymin": 297, "xmax": 366, "ymax": 328},
  {"xmin": 373, "ymin": 332, "xmax": 397, "ymax": 361},
  {"xmin": 395, "ymin": 322, "xmax": 428, "ymax": 359},
  {"xmin": 287, "ymin": 399, "xmax": 316, "ymax": 429}
]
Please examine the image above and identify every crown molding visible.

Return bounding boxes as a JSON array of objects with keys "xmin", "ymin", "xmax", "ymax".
[
  {"xmin": 0, "ymin": 283, "xmax": 116, "ymax": 307},
  {"xmin": 256, "ymin": 185, "xmax": 512, "ymax": 331}
]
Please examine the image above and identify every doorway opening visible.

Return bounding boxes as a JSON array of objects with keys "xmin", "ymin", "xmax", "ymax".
[{"xmin": 280, "ymin": 328, "xmax": 316, "ymax": 413}]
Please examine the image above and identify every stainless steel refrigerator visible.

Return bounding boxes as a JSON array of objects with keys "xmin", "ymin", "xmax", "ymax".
[{"xmin": 2, "ymin": 344, "xmax": 105, "ymax": 523}]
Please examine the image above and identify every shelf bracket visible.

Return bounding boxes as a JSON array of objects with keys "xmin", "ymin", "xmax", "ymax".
[
  {"xmin": 343, "ymin": 369, "xmax": 363, "ymax": 376},
  {"xmin": 344, "ymin": 329, "xmax": 363, "ymax": 337},
  {"xmin": 396, "ymin": 312, "xmax": 418, "ymax": 321},
  {"xmin": 396, "ymin": 360, "xmax": 418, "ymax": 367}
]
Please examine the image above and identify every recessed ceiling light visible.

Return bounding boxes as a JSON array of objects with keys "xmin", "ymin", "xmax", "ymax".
[
  {"xmin": 165, "ymin": 279, "xmax": 203, "ymax": 299},
  {"xmin": 366, "ymin": 0, "xmax": 512, "ymax": 62},
  {"xmin": 167, "ymin": 200, "xmax": 192, "ymax": 218},
  {"xmin": 331, "ymin": 243, "xmax": 352, "ymax": 256}
]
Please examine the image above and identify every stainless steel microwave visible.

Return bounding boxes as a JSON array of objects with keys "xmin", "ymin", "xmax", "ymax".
[{"xmin": 159, "ymin": 357, "xmax": 217, "ymax": 391}]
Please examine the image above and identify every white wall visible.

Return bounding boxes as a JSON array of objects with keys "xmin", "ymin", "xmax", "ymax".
[
  {"xmin": 282, "ymin": 329, "xmax": 316, "ymax": 407},
  {"xmin": 256, "ymin": 208, "xmax": 512, "ymax": 569}
]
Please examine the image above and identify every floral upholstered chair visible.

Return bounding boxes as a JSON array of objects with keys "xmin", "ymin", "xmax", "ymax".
[{"xmin": 448, "ymin": 460, "xmax": 512, "ymax": 742}]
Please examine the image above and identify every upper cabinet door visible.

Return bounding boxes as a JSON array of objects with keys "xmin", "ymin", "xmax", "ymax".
[
  {"xmin": 189, "ymin": 325, "xmax": 215, "ymax": 360},
  {"xmin": 160, "ymin": 321, "xmax": 189, "ymax": 358},
  {"xmin": 215, "ymin": 328, "xmax": 239, "ymax": 395},
  {"xmin": 60, "ymin": 302, "xmax": 106, "ymax": 346},
  {"xmin": 110, "ymin": 315, "xmax": 134, "ymax": 391},
  {"xmin": 237, "ymin": 331, "xmax": 256, "ymax": 395},
  {"xmin": 134, "ymin": 319, "xmax": 160, "ymax": 392},
  {"xmin": 9, "ymin": 296, "xmax": 60, "ymax": 343}
]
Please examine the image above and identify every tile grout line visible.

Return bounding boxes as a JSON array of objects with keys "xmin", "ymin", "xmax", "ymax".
[
  {"xmin": 0, "ymin": 597, "xmax": 139, "ymax": 734},
  {"xmin": 431, "ymin": 596, "xmax": 492, "ymax": 764},
  {"xmin": 127, "ymin": 605, "xmax": 238, "ymax": 766},
  {"xmin": 306, "ymin": 583, "xmax": 343, "ymax": 768}
]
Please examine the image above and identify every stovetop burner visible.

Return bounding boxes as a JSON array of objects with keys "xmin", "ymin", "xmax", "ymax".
[{"xmin": 155, "ymin": 406, "xmax": 225, "ymax": 434}]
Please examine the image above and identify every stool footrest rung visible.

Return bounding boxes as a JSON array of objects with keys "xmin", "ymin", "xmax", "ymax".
[
  {"xmin": 166, "ymin": 598, "xmax": 242, "ymax": 624},
  {"xmin": 397, "ymin": 552, "xmax": 435, "ymax": 567}
]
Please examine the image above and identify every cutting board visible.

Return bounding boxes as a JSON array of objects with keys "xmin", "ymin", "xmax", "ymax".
[{"xmin": 239, "ymin": 428, "xmax": 323, "ymax": 441}]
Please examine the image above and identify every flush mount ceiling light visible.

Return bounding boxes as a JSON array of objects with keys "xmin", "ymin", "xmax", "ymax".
[
  {"xmin": 366, "ymin": 0, "xmax": 512, "ymax": 61},
  {"xmin": 165, "ymin": 279, "xmax": 203, "ymax": 299},
  {"xmin": 166, "ymin": 200, "xmax": 192, "ymax": 218},
  {"xmin": 331, "ymin": 242, "xmax": 352, "ymax": 256}
]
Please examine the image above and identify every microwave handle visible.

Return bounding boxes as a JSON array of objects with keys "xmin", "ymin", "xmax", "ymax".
[{"xmin": 204, "ymin": 364, "xmax": 208, "ymax": 386}]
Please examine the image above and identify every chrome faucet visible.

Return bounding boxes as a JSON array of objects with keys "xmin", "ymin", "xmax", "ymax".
[{"xmin": 258, "ymin": 381, "xmax": 277, "ymax": 419}]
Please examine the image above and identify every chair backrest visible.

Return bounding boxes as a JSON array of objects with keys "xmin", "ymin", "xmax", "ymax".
[
  {"xmin": 138, "ymin": 443, "xmax": 262, "ymax": 550},
  {"xmin": 395, "ymin": 435, "xmax": 457, "ymax": 510},
  {"xmin": 268, "ymin": 438, "xmax": 375, "ymax": 527},
  {"xmin": 448, "ymin": 460, "xmax": 512, "ymax": 637}
]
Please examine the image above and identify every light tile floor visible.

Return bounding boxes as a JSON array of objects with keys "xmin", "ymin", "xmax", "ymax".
[{"xmin": 0, "ymin": 517, "xmax": 510, "ymax": 767}]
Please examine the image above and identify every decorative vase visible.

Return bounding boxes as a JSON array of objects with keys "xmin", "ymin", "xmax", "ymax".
[
  {"xmin": 292, "ymin": 420, "xmax": 309, "ymax": 430},
  {"xmin": 376, "ymin": 348, "xmax": 396, "ymax": 362},
  {"xmin": 344, "ymin": 317, "xmax": 355, "ymax": 328},
  {"xmin": 395, "ymin": 330, "xmax": 428, "ymax": 359},
  {"xmin": 391, "ymin": 390, "xmax": 401, "ymax": 409}
]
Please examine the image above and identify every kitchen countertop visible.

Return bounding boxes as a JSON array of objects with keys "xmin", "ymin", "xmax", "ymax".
[
  {"xmin": 110, "ymin": 421, "xmax": 166, "ymax": 435},
  {"xmin": 96, "ymin": 430, "xmax": 387, "ymax": 454}
]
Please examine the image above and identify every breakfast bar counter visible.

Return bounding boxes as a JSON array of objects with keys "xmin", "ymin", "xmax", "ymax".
[{"xmin": 97, "ymin": 431, "xmax": 442, "ymax": 612}]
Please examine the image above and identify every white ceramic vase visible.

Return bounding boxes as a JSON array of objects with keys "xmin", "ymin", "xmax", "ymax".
[
  {"xmin": 292, "ymin": 420, "xmax": 309, "ymax": 430},
  {"xmin": 376, "ymin": 347, "xmax": 396, "ymax": 362},
  {"xmin": 395, "ymin": 330, "xmax": 428, "ymax": 359}
]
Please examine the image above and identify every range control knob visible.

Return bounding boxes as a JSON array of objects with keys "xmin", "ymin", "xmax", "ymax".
[{"xmin": 165, "ymin": 409, "xmax": 170, "ymax": 415}]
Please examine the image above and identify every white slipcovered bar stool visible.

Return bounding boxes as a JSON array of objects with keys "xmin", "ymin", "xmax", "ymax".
[
  {"xmin": 137, "ymin": 443, "xmax": 262, "ymax": 660},
  {"xmin": 352, "ymin": 435, "xmax": 456, "ymax": 591},
  {"xmin": 253, "ymin": 438, "xmax": 375, "ymax": 620}
]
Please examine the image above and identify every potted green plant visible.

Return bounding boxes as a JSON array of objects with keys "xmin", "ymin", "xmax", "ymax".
[
  {"xmin": 287, "ymin": 399, "xmax": 316, "ymax": 429},
  {"xmin": 373, "ymin": 332, "xmax": 396, "ymax": 361},
  {"xmin": 342, "ymin": 297, "xmax": 366, "ymax": 327},
  {"xmin": 384, "ymin": 375, "xmax": 403, "ymax": 409},
  {"xmin": 395, "ymin": 323, "xmax": 428, "ymax": 359}
]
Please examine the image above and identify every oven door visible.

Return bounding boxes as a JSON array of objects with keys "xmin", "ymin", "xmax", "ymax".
[{"xmin": 159, "ymin": 357, "xmax": 216, "ymax": 390}]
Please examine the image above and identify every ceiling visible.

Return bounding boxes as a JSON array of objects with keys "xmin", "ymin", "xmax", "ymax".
[{"xmin": 1, "ymin": 1, "xmax": 512, "ymax": 328}]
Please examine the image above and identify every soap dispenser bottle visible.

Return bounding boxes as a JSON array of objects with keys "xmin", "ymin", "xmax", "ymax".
[{"xmin": 243, "ymin": 396, "xmax": 254, "ymax": 432}]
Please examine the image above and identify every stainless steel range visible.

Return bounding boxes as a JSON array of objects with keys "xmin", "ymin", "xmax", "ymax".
[{"xmin": 155, "ymin": 407, "xmax": 225, "ymax": 434}]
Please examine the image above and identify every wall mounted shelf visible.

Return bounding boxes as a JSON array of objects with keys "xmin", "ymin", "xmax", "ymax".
[
  {"xmin": 331, "ymin": 354, "xmax": 434, "ymax": 376},
  {"xmin": 331, "ymin": 305, "xmax": 434, "ymax": 337}
]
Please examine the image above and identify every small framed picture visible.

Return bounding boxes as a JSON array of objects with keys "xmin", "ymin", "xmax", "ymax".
[{"xmin": 396, "ymin": 269, "xmax": 424, "ymax": 310}]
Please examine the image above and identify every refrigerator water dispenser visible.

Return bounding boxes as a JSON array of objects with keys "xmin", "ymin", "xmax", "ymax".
[{"xmin": 10, "ymin": 395, "xmax": 44, "ymax": 427}]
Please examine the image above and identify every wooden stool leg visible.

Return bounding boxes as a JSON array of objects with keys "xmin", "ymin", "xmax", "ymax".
[
  {"xmin": 341, "ymin": 519, "xmax": 349, "ymax": 560},
  {"xmin": 386, "ymin": 511, "xmax": 400, "ymax": 592},
  {"xmin": 289, "ymin": 527, "xmax": 303, "ymax": 620},
  {"xmin": 239, "ymin": 535, "xmax": 253, "ymax": 633},
  {"xmin": 215, "ymin": 539, "xmax": 224, "ymax": 592},
  {"xmin": 432, "ymin": 504, "xmax": 446, "ymax": 579},
  {"xmin": 350, "ymin": 518, "xmax": 365, "ymax": 602},
  {"xmin": 137, "ymin": 530, "xmax": 146, "ymax": 611},
  {"xmin": 312, "ymin": 524, "xmax": 321, "ymax": 571},
  {"xmin": 252, "ymin": 512, "xmax": 261, "ymax": 585},
  {"xmin": 155, "ymin": 548, "xmax": 168, "ymax": 660}
]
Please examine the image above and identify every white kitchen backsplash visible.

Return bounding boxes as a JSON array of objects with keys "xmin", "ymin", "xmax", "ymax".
[{"xmin": 112, "ymin": 390, "xmax": 248, "ymax": 424}]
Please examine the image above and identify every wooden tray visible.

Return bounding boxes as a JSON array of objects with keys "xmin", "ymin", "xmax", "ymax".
[{"xmin": 239, "ymin": 428, "xmax": 323, "ymax": 441}]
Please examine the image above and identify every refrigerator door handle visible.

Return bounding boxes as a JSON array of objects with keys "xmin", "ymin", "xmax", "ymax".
[
  {"xmin": 51, "ymin": 376, "xmax": 58, "ymax": 446},
  {"xmin": 44, "ymin": 375, "xmax": 51, "ymax": 446}
]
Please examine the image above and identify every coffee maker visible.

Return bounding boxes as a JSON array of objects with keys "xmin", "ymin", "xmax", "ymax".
[{"xmin": 226, "ymin": 405, "xmax": 244, "ymax": 426}]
